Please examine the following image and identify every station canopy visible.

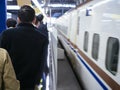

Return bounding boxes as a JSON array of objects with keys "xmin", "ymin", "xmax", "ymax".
[{"xmin": 7, "ymin": 0, "xmax": 77, "ymax": 18}]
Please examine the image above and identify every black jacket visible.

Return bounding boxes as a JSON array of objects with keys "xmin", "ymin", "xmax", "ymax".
[
  {"xmin": 0, "ymin": 23, "xmax": 48, "ymax": 89},
  {"xmin": 38, "ymin": 23, "xmax": 48, "ymax": 38}
]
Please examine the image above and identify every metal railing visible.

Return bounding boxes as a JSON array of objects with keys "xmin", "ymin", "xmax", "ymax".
[{"xmin": 47, "ymin": 27, "xmax": 58, "ymax": 90}]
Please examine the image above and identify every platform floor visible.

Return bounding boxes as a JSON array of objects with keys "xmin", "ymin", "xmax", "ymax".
[{"xmin": 57, "ymin": 55, "xmax": 81, "ymax": 90}]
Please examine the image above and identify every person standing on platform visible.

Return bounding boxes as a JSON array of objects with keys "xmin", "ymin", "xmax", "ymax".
[
  {"xmin": 0, "ymin": 48, "xmax": 20, "ymax": 90},
  {"xmin": 0, "ymin": 5, "xmax": 48, "ymax": 90},
  {"xmin": 36, "ymin": 14, "xmax": 49, "ymax": 90},
  {"xmin": 37, "ymin": 14, "xmax": 48, "ymax": 38}
]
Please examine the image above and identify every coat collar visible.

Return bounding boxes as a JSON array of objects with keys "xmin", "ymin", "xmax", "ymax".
[{"xmin": 17, "ymin": 23, "xmax": 34, "ymax": 28}]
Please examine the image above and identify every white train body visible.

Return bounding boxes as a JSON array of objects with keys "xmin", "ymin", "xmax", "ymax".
[{"xmin": 54, "ymin": 0, "xmax": 120, "ymax": 90}]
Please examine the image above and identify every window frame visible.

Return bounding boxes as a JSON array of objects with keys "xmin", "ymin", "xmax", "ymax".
[
  {"xmin": 92, "ymin": 33, "xmax": 100, "ymax": 60},
  {"xmin": 105, "ymin": 37, "xmax": 119, "ymax": 75},
  {"xmin": 83, "ymin": 31, "xmax": 89, "ymax": 52}
]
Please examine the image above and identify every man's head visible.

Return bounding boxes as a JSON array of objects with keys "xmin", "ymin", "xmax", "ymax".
[
  {"xmin": 37, "ymin": 14, "xmax": 44, "ymax": 22},
  {"xmin": 6, "ymin": 18, "xmax": 17, "ymax": 28},
  {"xmin": 18, "ymin": 5, "xmax": 35, "ymax": 23}
]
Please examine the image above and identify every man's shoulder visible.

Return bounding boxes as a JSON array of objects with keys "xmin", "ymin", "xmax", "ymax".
[
  {"xmin": 38, "ymin": 23, "xmax": 47, "ymax": 28},
  {"xmin": 1, "ymin": 28, "xmax": 16, "ymax": 35},
  {"xmin": 0, "ymin": 48, "xmax": 8, "ymax": 63},
  {"xmin": 37, "ymin": 30, "xmax": 48, "ymax": 38}
]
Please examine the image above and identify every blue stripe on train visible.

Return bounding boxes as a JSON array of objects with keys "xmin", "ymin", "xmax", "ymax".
[
  {"xmin": 76, "ymin": 53, "xmax": 108, "ymax": 90},
  {"xmin": 64, "ymin": 39, "xmax": 108, "ymax": 90}
]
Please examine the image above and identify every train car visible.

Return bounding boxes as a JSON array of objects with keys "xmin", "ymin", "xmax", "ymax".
[{"xmin": 54, "ymin": 0, "xmax": 120, "ymax": 90}]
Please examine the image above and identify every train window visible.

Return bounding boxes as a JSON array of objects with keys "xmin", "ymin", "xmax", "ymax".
[
  {"xmin": 92, "ymin": 34, "xmax": 99, "ymax": 60},
  {"xmin": 105, "ymin": 37, "xmax": 119, "ymax": 75},
  {"xmin": 84, "ymin": 31, "xmax": 89, "ymax": 52}
]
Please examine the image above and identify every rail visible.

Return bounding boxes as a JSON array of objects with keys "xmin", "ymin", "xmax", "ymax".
[{"xmin": 47, "ymin": 27, "xmax": 58, "ymax": 90}]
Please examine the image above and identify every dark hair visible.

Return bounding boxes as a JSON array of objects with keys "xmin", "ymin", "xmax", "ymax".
[
  {"xmin": 37, "ymin": 14, "xmax": 44, "ymax": 22},
  {"xmin": 6, "ymin": 18, "xmax": 17, "ymax": 28},
  {"xmin": 18, "ymin": 5, "xmax": 35, "ymax": 23}
]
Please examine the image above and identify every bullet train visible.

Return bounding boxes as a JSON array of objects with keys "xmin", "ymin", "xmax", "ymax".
[{"xmin": 53, "ymin": 0, "xmax": 120, "ymax": 90}]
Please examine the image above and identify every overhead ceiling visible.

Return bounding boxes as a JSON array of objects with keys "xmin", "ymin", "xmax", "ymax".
[
  {"xmin": 7, "ymin": 0, "xmax": 76, "ymax": 17},
  {"xmin": 7, "ymin": 0, "xmax": 76, "ymax": 5},
  {"xmin": 37, "ymin": 0, "xmax": 76, "ymax": 4}
]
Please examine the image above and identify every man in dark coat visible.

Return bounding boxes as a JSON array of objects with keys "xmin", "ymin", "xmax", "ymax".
[
  {"xmin": 36, "ymin": 14, "xmax": 49, "ymax": 90},
  {"xmin": 37, "ymin": 14, "xmax": 48, "ymax": 38},
  {"xmin": 0, "ymin": 5, "xmax": 48, "ymax": 90}
]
